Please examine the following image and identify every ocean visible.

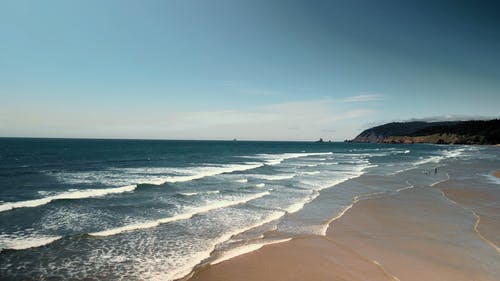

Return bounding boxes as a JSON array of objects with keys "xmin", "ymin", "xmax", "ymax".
[{"xmin": 0, "ymin": 138, "xmax": 498, "ymax": 280}]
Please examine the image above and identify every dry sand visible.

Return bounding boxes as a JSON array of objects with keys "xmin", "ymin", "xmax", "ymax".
[{"xmin": 188, "ymin": 176, "xmax": 500, "ymax": 281}]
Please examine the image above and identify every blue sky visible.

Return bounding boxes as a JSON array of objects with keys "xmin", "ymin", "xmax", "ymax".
[{"xmin": 1, "ymin": 0, "xmax": 499, "ymax": 140}]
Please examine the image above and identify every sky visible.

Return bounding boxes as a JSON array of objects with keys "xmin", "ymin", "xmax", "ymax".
[{"xmin": 1, "ymin": 0, "xmax": 499, "ymax": 141}]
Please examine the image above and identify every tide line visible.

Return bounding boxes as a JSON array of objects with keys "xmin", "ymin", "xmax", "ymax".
[{"xmin": 472, "ymin": 211, "xmax": 500, "ymax": 254}]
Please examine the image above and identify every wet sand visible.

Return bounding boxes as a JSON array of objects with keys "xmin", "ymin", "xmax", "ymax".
[
  {"xmin": 440, "ymin": 186, "xmax": 500, "ymax": 249},
  {"xmin": 188, "ymin": 236, "xmax": 391, "ymax": 281},
  {"xmin": 188, "ymin": 175, "xmax": 500, "ymax": 281}
]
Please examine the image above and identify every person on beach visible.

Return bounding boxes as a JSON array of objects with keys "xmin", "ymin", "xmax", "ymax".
[{"xmin": 435, "ymin": 167, "xmax": 438, "ymax": 174}]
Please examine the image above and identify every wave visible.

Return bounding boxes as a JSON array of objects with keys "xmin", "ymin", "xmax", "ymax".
[
  {"xmin": 320, "ymin": 202, "xmax": 356, "ymax": 236},
  {"xmin": 180, "ymin": 192, "xmax": 198, "ymax": 196},
  {"xmin": 249, "ymin": 174, "xmax": 295, "ymax": 180},
  {"xmin": 299, "ymin": 163, "xmax": 371, "ymax": 192},
  {"xmin": 430, "ymin": 173, "xmax": 450, "ymax": 187},
  {"xmin": 387, "ymin": 149, "xmax": 411, "ymax": 155},
  {"xmin": 299, "ymin": 171, "xmax": 321, "ymax": 175},
  {"xmin": 284, "ymin": 192, "xmax": 319, "ymax": 214},
  {"xmin": 0, "ymin": 234, "xmax": 62, "ymax": 251},
  {"xmin": 0, "ymin": 185, "xmax": 136, "ymax": 212},
  {"xmin": 413, "ymin": 148, "xmax": 466, "ymax": 167},
  {"xmin": 158, "ymin": 163, "xmax": 264, "ymax": 184},
  {"xmin": 442, "ymin": 148, "xmax": 466, "ymax": 158},
  {"xmin": 25, "ymin": 153, "xmax": 332, "ymax": 213},
  {"xmin": 3, "ymin": 163, "xmax": 265, "ymax": 213},
  {"xmin": 166, "ymin": 210, "xmax": 286, "ymax": 281},
  {"xmin": 235, "ymin": 178, "xmax": 248, "ymax": 183},
  {"xmin": 211, "ymin": 238, "xmax": 292, "ymax": 265},
  {"xmin": 244, "ymin": 152, "xmax": 333, "ymax": 165},
  {"xmin": 179, "ymin": 190, "xmax": 220, "ymax": 196},
  {"xmin": 50, "ymin": 162, "xmax": 264, "ymax": 186},
  {"xmin": 396, "ymin": 181, "xmax": 415, "ymax": 192},
  {"xmin": 255, "ymin": 183, "xmax": 266, "ymax": 188},
  {"xmin": 413, "ymin": 155, "xmax": 445, "ymax": 166},
  {"xmin": 90, "ymin": 191, "xmax": 270, "ymax": 237}
]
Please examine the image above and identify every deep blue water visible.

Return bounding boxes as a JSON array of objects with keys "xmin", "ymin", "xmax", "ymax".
[{"xmin": 0, "ymin": 138, "xmax": 497, "ymax": 280}]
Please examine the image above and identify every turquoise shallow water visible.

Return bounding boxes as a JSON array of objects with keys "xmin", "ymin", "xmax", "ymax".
[{"xmin": 0, "ymin": 138, "xmax": 497, "ymax": 280}]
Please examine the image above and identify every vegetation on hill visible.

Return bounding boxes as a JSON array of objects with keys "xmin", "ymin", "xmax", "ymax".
[{"xmin": 350, "ymin": 119, "xmax": 500, "ymax": 145}]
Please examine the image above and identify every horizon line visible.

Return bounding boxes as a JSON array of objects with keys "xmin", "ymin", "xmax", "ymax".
[{"xmin": 0, "ymin": 136, "xmax": 346, "ymax": 143}]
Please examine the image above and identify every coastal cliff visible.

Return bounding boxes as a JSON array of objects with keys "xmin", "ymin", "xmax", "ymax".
[{"xmin": 350, "ymin": 120, "xmax": 500, "ymax": 145}]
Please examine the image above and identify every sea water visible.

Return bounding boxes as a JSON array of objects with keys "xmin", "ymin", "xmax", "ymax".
[{"xmin": 0, "ymin": 138, "xmax": 497, "ymax": 280}]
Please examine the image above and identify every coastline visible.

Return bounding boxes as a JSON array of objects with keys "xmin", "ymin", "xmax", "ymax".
[{"xmin": 187, "ymin": 170, "xmax": 500, "ymax": 281}]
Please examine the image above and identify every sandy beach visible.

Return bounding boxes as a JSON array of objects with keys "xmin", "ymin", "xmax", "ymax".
[{"xmin": 188, "ymin": 170, "xmax": 500, "ymax": 281}]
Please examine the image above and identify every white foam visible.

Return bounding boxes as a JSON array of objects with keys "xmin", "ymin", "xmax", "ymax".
[
  {"xmin": 158, "ymin": 212, "xmax": 285, "ymax": 281},
  {"xmin": 159, "ymin": 163, "xmax": 264, "ymax": 184},
  {"xmin": 244, "ymin": 152, "xmax": 333, "ymax": 166},
  {"xmin": 413, "ymin": 148, "xmax": 465, "ymax": 167},
  {"xmin": 255, "ymin": 183, "xmax": 266, "ymax": 188},
  {"xmin": 320, "ymin": 202, "xmax": 356, "ymax": 236},
  {"xmin": 300, "ymin": 164, "xmax": 369, "ymax": 192},
  {"xmin": 396, "ymin": 184, "xmax": 415, "ymax": 192},
  {"xmin": 180, "ymin": 192, "xmax": 198, "ymax": 196},
  {"xmin": 0, "ymin": 185, "xmax": 136, "ymax": 212},
  {"xmin": 389, "ymin": 150, "xmax": 411, "ymax": 155},
  {"xmin": 51, "ymin": 162, "xmax": 263, "ymax": 189},
  {"xmin": 430, "ymin": 173, "xmax": 450, "ymax": 187},
  {"xmin": 249, "ymin": 174, "xmax": 295, "ymax": 180},
  {"xmin": 284, "ymin": 192, "xmax": 320, "ymax": 214},
  {"xmin": 0, "ymin": 234, "xmax": 62, "ymax": 250},
  {"xmin": 164, "ymin": 210, "xmax": 286, "ymax": 281},
  {"xmin": 442, "ymin": 148, "xmax": 465, "ymax": 158},
  {"xmin": 235, "ymin": 178, "xmax": 248, "ymax": 183},
  {"xmin": 386, "ymin": 166, "xmax": 416, "ymax": 176},
  {"xmin": 300, "ymin": 171, "xmax": 321, "ymax": 175},
  {"xmin": 211, "ymin": 238, "xmax": 292, "ymax": 265},
  {"xmin": 90, "ymin": 191, "xmax": 270, "ymax": 237},
  {"xmin": 413, "ymin": 155, "xmax": 445, "ymax": 166}
]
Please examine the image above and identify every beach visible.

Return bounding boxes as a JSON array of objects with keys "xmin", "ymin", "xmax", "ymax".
[
  {"xmin": 188, "ymin": 170, "xmax": 500, "ymax": 281},
  {"xmin": 1, "ymin": 141, "xmax": 499, "ymax": 280}
]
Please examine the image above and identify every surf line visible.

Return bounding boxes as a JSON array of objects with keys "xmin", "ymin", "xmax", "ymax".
[
  {"xmin": 0, "ymin": 162, "xmax": 267, "ymax": 213},
  {"xmin": 90, "ymin": 191, "xmax": 270, "ymax": 237}
]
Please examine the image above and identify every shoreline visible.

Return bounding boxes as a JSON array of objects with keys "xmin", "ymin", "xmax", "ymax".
[{"xmin": 187, "ymin": 170, "xmax": 500, "ymax": 281}]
